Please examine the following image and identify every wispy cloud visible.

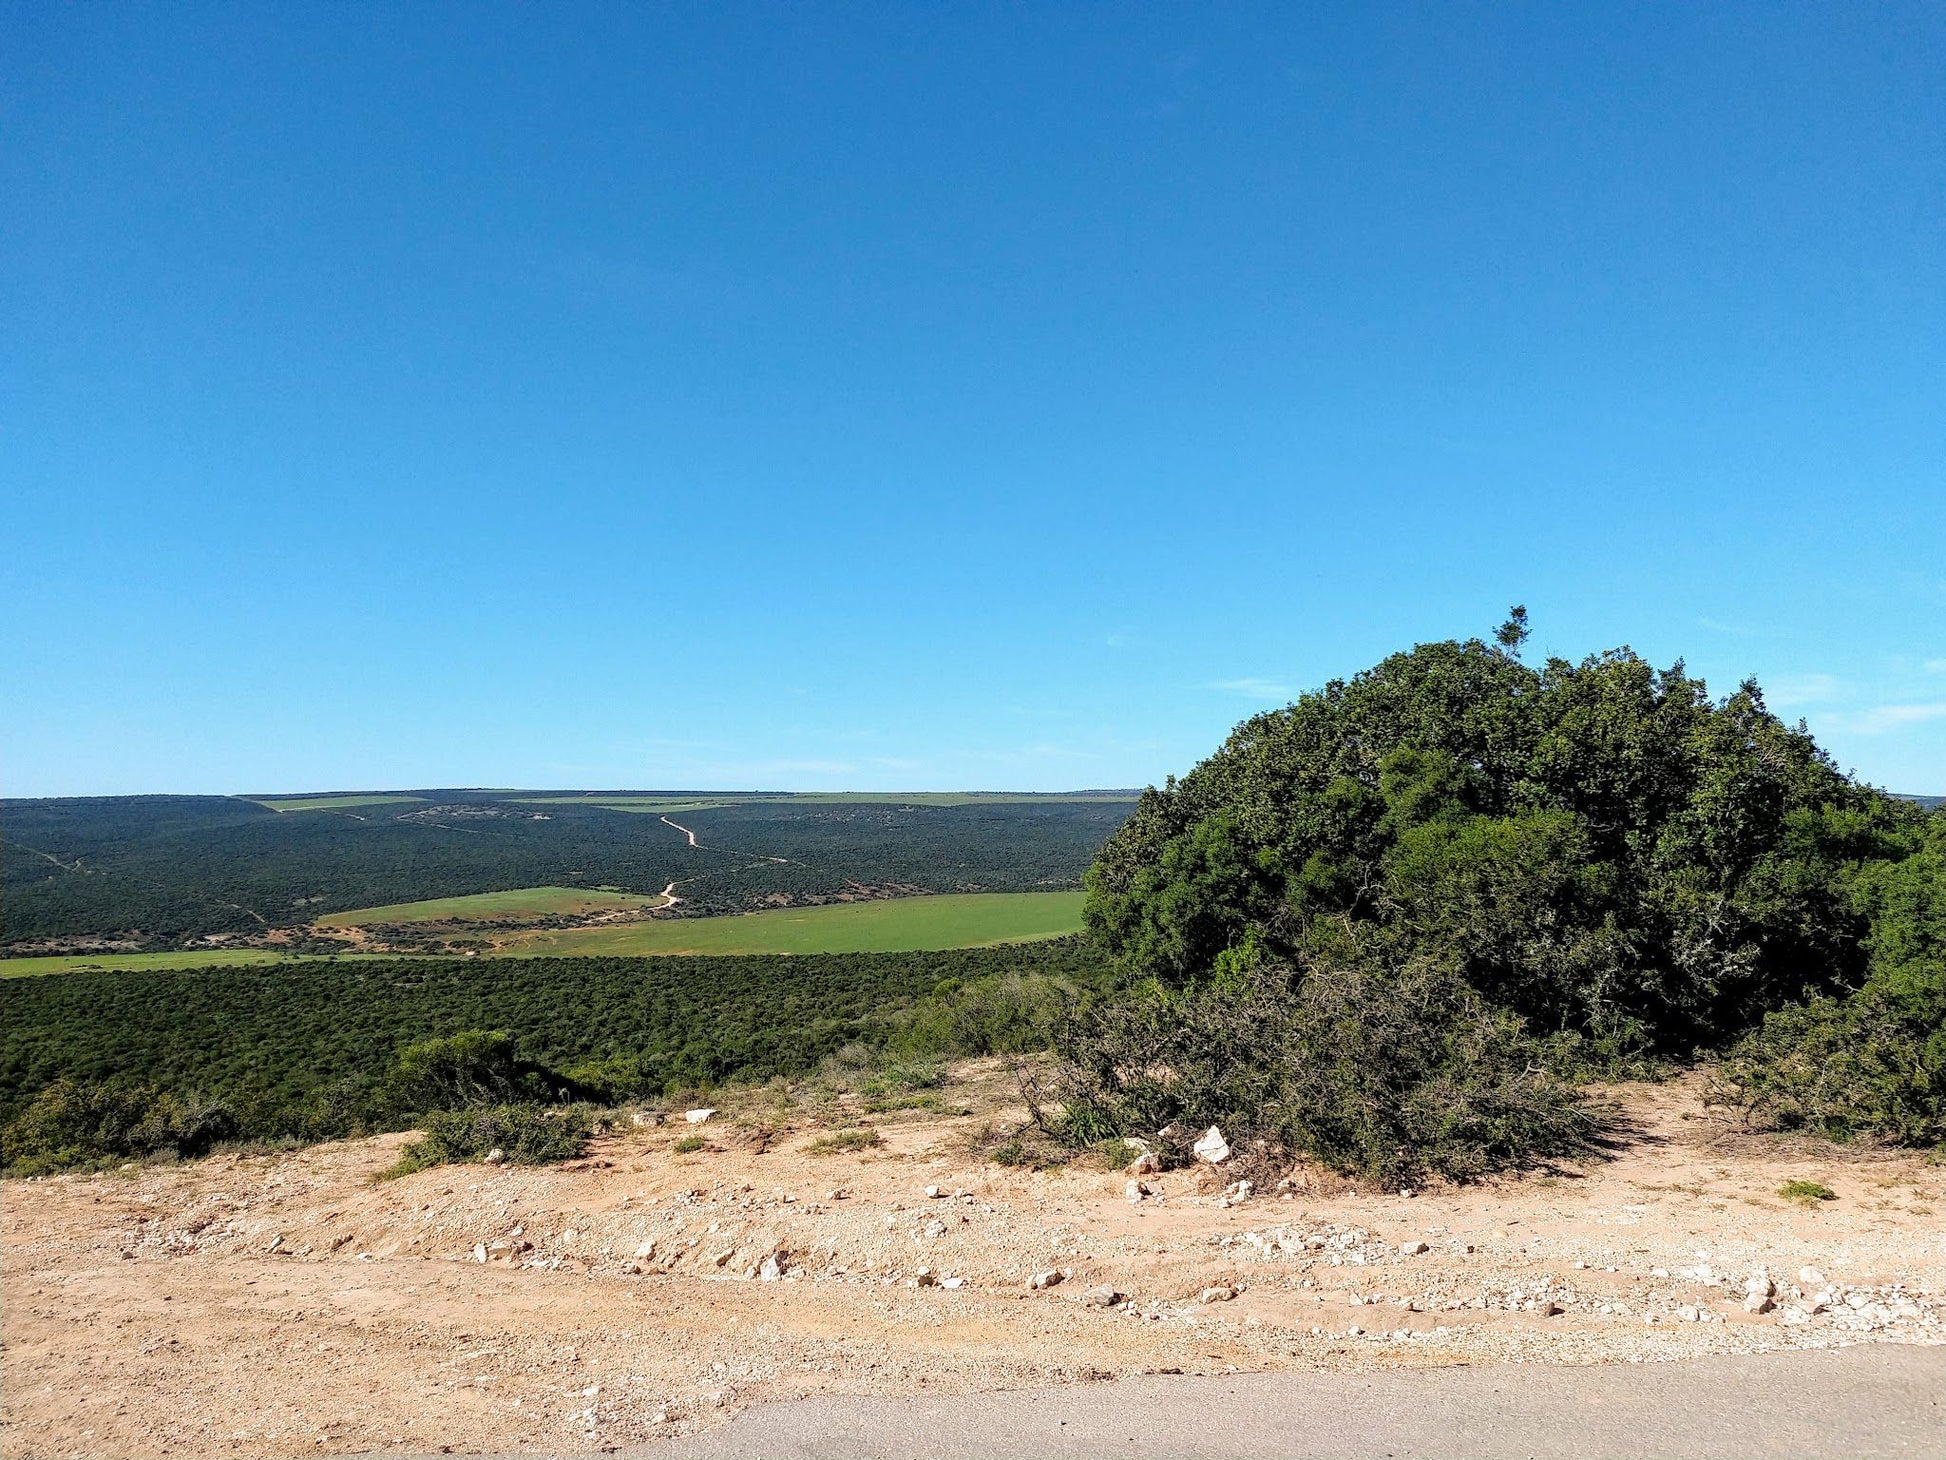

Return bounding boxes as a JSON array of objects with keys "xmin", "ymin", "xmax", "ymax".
[
  {"xmin": 1767, "ymin": 672, "xmax": 1841, "ymax": 708},
  {"xmin": 1925, "ymin": 658, "xmax": 1946, "ymax": 674},
  {"xmin": 1697, "ymin": 616, "xmax": 1754, "ymax": 636},
  {"xmin": 1824, "ymin": 703, "xmax": 1946, "ymax": 735},
  {"xmin": 1209, "ymin": 677, "xmax": 1298, "ymax": 702}
]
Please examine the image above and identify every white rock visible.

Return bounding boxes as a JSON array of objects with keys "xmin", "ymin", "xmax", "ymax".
[
  {"xmin": 1200, "ymin": 1285, "xmax": 1238, "ymax": 1303},
  {"xmin": 1193, "ymin": 1127, "xmax": 1231, "ymax": 1165},
  {"xmin": 1799, "ymin": 1266, "xmax": 1825, "ymax": 1286},
  {"xmin": 483, "ymin": 1148, "xmax": 506, "ymax": 1165},
  {"xmin": 472, "ymin": 1244, "xmax": 488, "ymax": 1263},
  {"xmin": 633, "ymin": 1239, "xmax": 657, "ymax": 1259},
  {"xmin": 759, "ymin": 1253, "xmax": 784, "ymax": 1282},
  {"xmin": 1401, "ymin": 1241, "xmax": 1429, "ymax": 1256},
  {"xmin": 941, "ymin": 1276, "xmax": 965, "ymax": 1290},
  {"xmin": 685, "ymin": 1108, "xmax": 717, "ymax": 1124},
  {"xmin": 1125, "ymin": 1180, "xmax": 1151, "ymax": 1204},
  {"xmin": 1127, "ymin": 1151, "xmax": 1161, "ymax": 1176},
  {"xmin": 925, "ymin": 1185, "xmax": 945, "ymax": 1198}
]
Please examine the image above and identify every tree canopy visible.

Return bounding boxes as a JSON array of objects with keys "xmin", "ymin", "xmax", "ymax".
[{"xmin": 1064, "ymin": 619, "xmax": 1943, "ymax": 1169}]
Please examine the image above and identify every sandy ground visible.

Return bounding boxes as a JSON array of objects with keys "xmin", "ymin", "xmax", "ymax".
[{"xmin": 3, "ymin": 1065, "xmax": 1941, "ymax": 1457}]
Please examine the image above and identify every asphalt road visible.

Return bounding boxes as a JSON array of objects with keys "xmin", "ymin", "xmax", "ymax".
[{"xmin": 646, "ymin": 1343, "xmax": 1944, "ymax": 1460}]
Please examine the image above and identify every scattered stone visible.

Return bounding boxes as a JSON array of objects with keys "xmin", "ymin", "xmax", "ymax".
[
  {"xmin": 759, "ymin": 1252, "xmax": 785, "ymax": 1282},
  {"xmin": 1743, "ymin": 1275, "xmax": 1777, "ymax": 1314},
  {"xmin": 633, "ymin": 1239, "xmax": 657, "ymax": 1260},
  {"xmin": 1401, "ymin": 1240, "xmax": 1429, "ymax": 1256},
  {"xmin": 1192, "ymin": 1127, "xmax": 1231, "ymax": 1165},
  {"xmin": 684, "ymin": 1109, "xmax": 717, "ymax": 1125},
  {"xmin": 941, "ymin": 1276, "xmax": 965, "ymax": 1290},
  {"xmin": 915, "ymin": 1267, "xmax": 937, "ymax": 1287},
  {"xmin": 1125, "ymin": 1180, "xmax": 1151, "ymax": 1204},
  {"xmin": 1127, "ymin": 1151, "xmax": 1161, "ymax": 1176},
  {"xmin": 1200, "ymin": 1285, "xmax": 1238, "ymax": 1303},
  {"xmin": 1082, "ymin": 1284, "xmax": 1123, "ymax": 1307},
  {"xmin": 472, "ymin": 1244, "xmax": 488, "ymax": 1264},
  {"xmin": 925, "ymin": 1185, "xmax": 945, "ymax": 1199},
  {"xmin": 1541, "ymin": 1301, "xmax": 1564, "ymax": 1317},
  {"xmin": 1799, "ymin": 1266, "xmax": 1825, "ymax": 1286},
  {"xmin": 1029, "ymin": 1269, "xmax": 1065, "ymax": 1290},
  {"xmin": 483, "ymin": 1148, "xmax": 506, "ymax": 1165}
]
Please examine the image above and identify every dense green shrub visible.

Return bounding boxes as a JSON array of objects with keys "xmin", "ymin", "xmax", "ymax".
[
  {"xmin": 1718, "ymin": 836, "xmax": 1945, "ymax": 1146},
  {"xmin": 1, "ymin": 1079, "xmax": 236, "ymax": 1175},
  {"xmin": 387, "ymin": 1103, "xmax": 594, "ymax": 1176},
  {"xmin": 1048, "ymin": 957, "xmax": 1595, "ymax": 1182},
  {"xmin": 0, "ymin": 941, "xmax": 1115, "ymax": 1171},
  {"xmin": 1072, "ymin": 614, "xmax": 1945, "ymax": 1158}
]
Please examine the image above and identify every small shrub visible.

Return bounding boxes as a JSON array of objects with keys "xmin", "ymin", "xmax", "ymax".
[
  {"xmin": 807, "ymin": 1127, "xmax": 882, "ymax": 1155},
  {"xmin": 990, "ymin": 1136, "xmax": 1028, "ymax": 1166},
  {"xmin": 1049, "ymin": 958, "xmax": 1597, "ymax": 1183},
  {"xmin": 1090, "ymin": 1137, "xmax": 1140, "ymax": 1170},
  {"xmin": 1780, "ymin": 1179, "xmax": 1836, "ymax": 1203},
  {"xmin": 671, "ymin": 1134, "xmax": 706, "ymax": 1154},
  {"xmin": 1718, "ymin": 971, "xmax": 1945, "ymax": 1147},
  {"xmin": 385, "ymin": 1102, "xmax": 592, "ymax": 1177}
]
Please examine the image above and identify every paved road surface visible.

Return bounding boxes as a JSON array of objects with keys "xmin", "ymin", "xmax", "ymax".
[{"xmin": 646, "ymin": 1344, "xmax": 1943, "ymax": 1459}]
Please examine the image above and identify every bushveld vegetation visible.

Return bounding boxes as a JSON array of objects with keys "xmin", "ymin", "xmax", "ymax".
[
  {"xmin": 1060, "ymin": 611, "xmax": 1945, "ymax": 1177},
  {"xmin": 1, "ymin": 793, "xmax": 1133, "ymax": 949},
  {"xmin": 0, "ymin": 941, "xmax": 1109, "ymax": 1172}
]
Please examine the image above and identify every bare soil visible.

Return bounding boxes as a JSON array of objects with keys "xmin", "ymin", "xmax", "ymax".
[{"xmin": 4, "ymin": 1066, "xmax": 1941, "ymax": 1457}]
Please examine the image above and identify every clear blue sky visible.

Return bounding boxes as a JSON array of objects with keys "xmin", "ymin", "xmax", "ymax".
[{"xmin": 4, "ymin": 4, "xmax": 1942, "ymax": 797}]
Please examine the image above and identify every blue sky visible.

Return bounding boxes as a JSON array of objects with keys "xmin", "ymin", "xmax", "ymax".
[{"xmin": 4, "ymin": 4, "xmax": 1942, "ymax": 797}]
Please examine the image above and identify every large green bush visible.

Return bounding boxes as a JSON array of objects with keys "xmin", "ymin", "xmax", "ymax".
[
  {"xmin": 1049, "ymin": 957, "xmax": 1595, "ymax": 1183},
  {"xmin": 1070, "ymin": 614, "xmax": 1944, "ymax": 1161},
  {"xmin": 387, "ymin": 1103, "xmax": 595, "ymax": 1176}
]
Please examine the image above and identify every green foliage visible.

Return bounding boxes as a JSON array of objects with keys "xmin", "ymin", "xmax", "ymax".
[
  {"xmin": 3, "ymin": 793, "xmax": 1130, "ymax": 947},
  {"xmin": 384, "ymin": 1030, "xmax": 552, "ymax": 1112},
  {"xmin": 1073, "ymin": 617, "xmax": 1945, "ymax": 1160},
  {"xmin": 1719, "ymin": 829, "xmax": 1945, "ymax": 1147},
  {"xmin": 807, "ymin": 1127, "xmax": 882, "ymax": 1155},
  {"xmin": 0, "ymin": 1079, "xmax": 236, "ymax": 1175},
  {"xmin": 671, "ymin": 1134, "xmax": 707, "ymax": 1154},
  {"xmin": 387, "ymin": 1103, "xmax": 593, "ymax": 1176},
  {"xmin": 1050, "ymin": 959, "xmax": 1595, "ymax": 1183},
  {"xmin": 0, "ymin": 941, "xmax": 1113, "ymax": 1171},
  {"xmin": 888, "ymin": 971, "xmax": 1089, "ymax": 1058},
  {"xmin": 1779, "ymin": 1179, "xmax": 1835, "ymax": 1203},
  {"xmin": 1086, "ymin": 634, "xmax": 1906, "ymax": 1047}
]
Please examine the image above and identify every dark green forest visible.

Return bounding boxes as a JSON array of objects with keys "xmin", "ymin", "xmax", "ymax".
[
  {"xmin": 1, "ymin": 793, "xmax": 1131, "ymax": 948},
  {"xmin": 1062, "ymin": 613, "xmax": 1945, "ymax": 1176},
  {"xmin": 0, "ymin": 939, "xmax": 1110, "ymax": 1172}
]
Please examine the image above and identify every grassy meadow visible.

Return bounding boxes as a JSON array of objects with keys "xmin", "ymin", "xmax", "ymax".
[
  {"xmin": 252, "ymin": 794, "xmax": 428, "ymax": 812},
  {"xmin": 315, "ymin": 885, "xmax": 666, "ymax": 926},
  {"xmin": 485, "ymin": 890, "xmax": 1085, "ymax": 956}
]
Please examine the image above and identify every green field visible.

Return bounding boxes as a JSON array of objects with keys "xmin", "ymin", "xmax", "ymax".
[
  {"xmin": 316, "ymin": 885, "xmax": 666, "ymax": 926},
  {"xmin": 251, "ymin": 794, "xmax": 428, "ymax": 812},
  {"xmin": 506, "ymin": 796, "xmax": 734, "ymax": 813},
  {"xmin": 1, "ymin": 948, "xmax": 302, "ymax": 978},
  {"xmin": 490, "ymin": 890, "xmax": 1085, "ymax": 956},
  {"xmin": 508, "ymin": 791, "xmax": 1139, "ymax": 812},
  {"xmin": 1, "ymin": 891, "xmax": 1086, "ymax": 974}
]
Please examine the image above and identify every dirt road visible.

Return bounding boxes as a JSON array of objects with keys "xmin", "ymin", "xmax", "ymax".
[
  {"xmin": 3, "ymin": 1067, "xmax": 1940, "ymax": 1456},
  {"xmin": 658, "ymin": 1343, "xmax": 1946, "ymax": 1459}
]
